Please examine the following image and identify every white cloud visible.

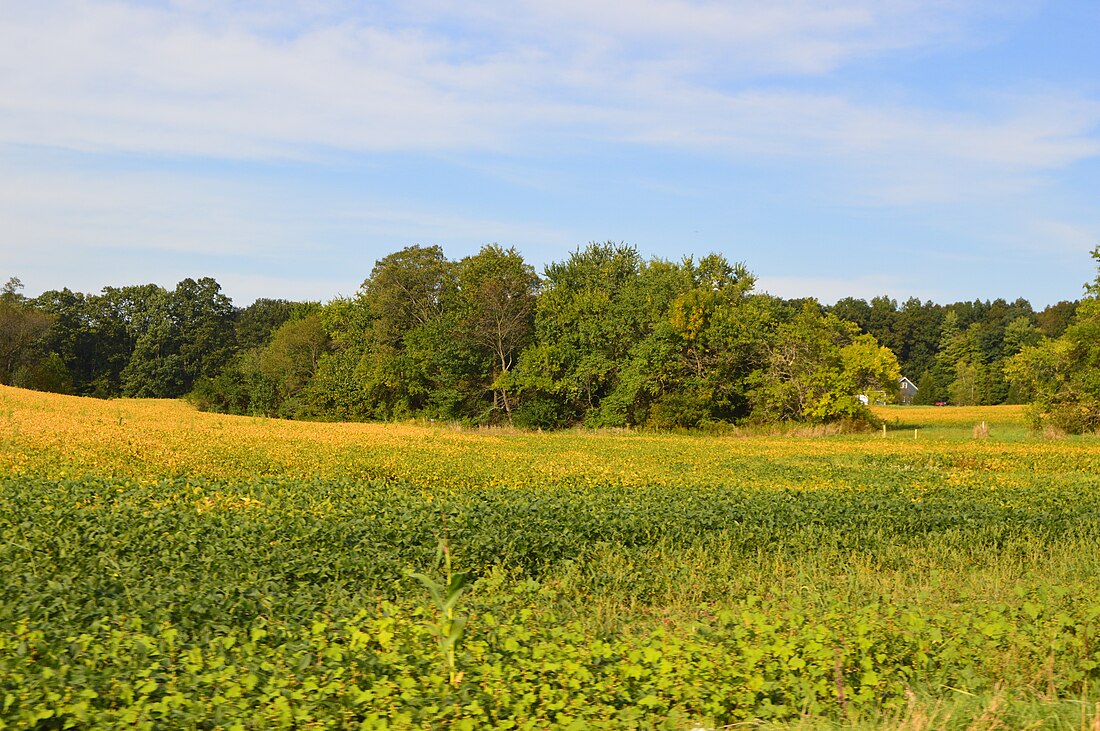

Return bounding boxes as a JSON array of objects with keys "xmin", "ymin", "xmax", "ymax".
[
  {"xmin": 0, "ymin": 162, "xmax": 295, "ymax": 257},
  {"xmin": 609, "ymin": 84, "xmax": 1100, "ymax": 203},
  {"xmin": 0, "ymin": 3, "xmax": 516, "ymax": 156},
  {"xmin": 1024, "ymin": 220, "xmax": 1100, "ymax": 255},
  {"xmin": 421, "ymin": 0, "xmax": 1008, "ymax": 76},
  {"xmin": 0, "ymin": 159, "xmax": 571, "ymax": 255},
  {"xmin": 0, "ymin": 0, "xmax": 1096, "ymax": 239},
  {"xmin": 331, "ymin": 205, "xmax": 575, "ymax": 256},
  {"xmin": 2, "ymin": 0, "xmax": 1088, "ymax": 186},
  {"xmin": 0, "ymin": 152, "xmax": 580, "ymax": 300}
]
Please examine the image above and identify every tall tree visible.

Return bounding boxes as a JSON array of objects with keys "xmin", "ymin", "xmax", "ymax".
[
  {"xmin": 1, "ymin": 278, "xmax": 25, "ymax": 305},
  {"xmin": 121, "ymin": 278, "xmax": 235, "ymax": 398},
  {"xmin": 866, "ymin": 296, "xmax": 900, "ymax": 354},
  {"xmin": 362, "ymin": 245, "xmax": 453, "ymax": 344},
  {"xmin": 455, "ymin": 245, "xmax": 539, "ymax": 415},
  {"xmin": 353, "ymin": 245, "xmax": 458, "ymax": 418},
  {"xmin": 85, "ymin": 284, "xmax": 164, "ymax": 396},
  {"xmin": 892, "ymin": 298, "xmax": 944, "ymax": 379},
  {"xmin": 513, "ymin": 242, "xmax": 646, "ymax": 425},
  {"xmin": 748, "ymin": 303, "xmax": 899, "ymax": 423},
  {"xmin": 601, "ymin": 254, "xmax": 766, "ymax": 428},
  {"xmin": 1007, "ymin": 246, "xmax": 1100, "ymax": 432},
  {"xmin": 34, "ymin": 288, "xmax": 92, "ymax": 391},
  {"xmin": 831, "ymin": 297, "xmax": 871, "ymax": 332},
  {"xmin": 1036, "ymin": 300, "xmax": 1079, "ymax": 339},
  {"xmin": 235, "ymin": 298, "xmax": 320, "ymax": 351},
  {"xmin": 0, "ymin": 278, "xmax": 56, "ymax": 386}
]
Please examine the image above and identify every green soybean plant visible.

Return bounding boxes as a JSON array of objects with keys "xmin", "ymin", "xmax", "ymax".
[{"xmin": 409, "ymin": 540, "xmax": 472, "ymax": 686}]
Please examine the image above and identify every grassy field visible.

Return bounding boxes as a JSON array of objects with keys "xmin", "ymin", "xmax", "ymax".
[{"xmin": 3, "ymin": 385, "xmax": 1100, "ymax": 729}]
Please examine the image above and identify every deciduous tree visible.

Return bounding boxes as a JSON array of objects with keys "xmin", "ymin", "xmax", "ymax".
[
  {"xmin": 454, "ymin": 245, "xmax": 539, "ymax": 415},
  {"xmin": 0, "ymin": 278, "xmax": 55, "ymax": 386}
]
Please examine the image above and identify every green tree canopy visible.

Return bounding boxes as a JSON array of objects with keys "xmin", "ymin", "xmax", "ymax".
[
  {"xmin": 0, "ymin": 278, "xmax": 56, "ymax": 386},
  {"xmin": 121, "ymin": 278, "xmax": 235, "ymax": 398},
  {"xmin": 749, "ymin": 304, "xmax": 900, "ymax": 424},
  {"xmin": 1006, "ymin": 246, "xmax": 1100, "ymax": 433},
  {"xmin": 513, "ymin": 242, "xmax": 647, "ymax": 424},
  {"xmin": 454, "ymin": 245, "xmax": 539, "ymax": 415}
]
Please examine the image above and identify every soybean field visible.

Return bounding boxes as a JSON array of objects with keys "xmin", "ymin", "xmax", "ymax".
[{"xmin": 3, "ymin": 386, "xmax": 1100, "ymax": 729}]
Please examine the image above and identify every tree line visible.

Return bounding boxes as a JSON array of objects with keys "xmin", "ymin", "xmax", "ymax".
[
  {"xmin": 2, "ymin": 243, "xmax": 1098, "ymax": 431},
  {"xmin": 831, "ymin": 294, "xmax": 1075, "ymax": 406}
]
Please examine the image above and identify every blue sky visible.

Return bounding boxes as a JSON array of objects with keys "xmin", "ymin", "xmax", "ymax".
[{"xmin": 2, "ymin": 0, "xmax": 1098, "ymax": 307}]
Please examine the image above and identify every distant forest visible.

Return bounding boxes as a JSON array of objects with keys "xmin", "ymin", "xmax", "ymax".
[{"xmin": 2, "ymin": 242, "xmax": 1098, "ymax": 431}]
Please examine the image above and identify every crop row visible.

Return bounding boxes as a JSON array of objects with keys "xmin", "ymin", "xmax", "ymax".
[
  {"xmin": 5, "ymin": 475, "xmax": 1100, "ymax": 630},
  {"xmin": 6, "ymin": 474, "xmax": 1100, "ymax": 727}
]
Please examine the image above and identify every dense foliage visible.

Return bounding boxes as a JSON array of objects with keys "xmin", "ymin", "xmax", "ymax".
[
  {"xmin": 831, "ymin": 294, "xmax": 1048, "ymax": 406},
  {"xmin": 3, "ymin": 388, "xmax": 1100, "ymax": 728},
  {"xmin": 3, "ymin": 241, "xmax": 1096, "ymax": 428},
  {"xmin": 5, "ymin": 474, "xmax": 1100, "ymax": 729},
  {"xmin": 1005, "ymin": 246, "xmax": 1100, "ymax": 433}
]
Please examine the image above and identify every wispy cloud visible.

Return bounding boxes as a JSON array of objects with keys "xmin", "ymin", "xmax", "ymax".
[
  {"xmin": 1024, "ymin": 219, "xmax": 1100, "ymax": 255},
  {"xmin": 0, "ymin": 149, "xmax": 581, "ymax": 300},
  {"xmin": 0, "ymin": 160, "xmax": 297, "ymax": 257},
  {"xmin": 420, "ymin": 0, "xmax": 1010, "ymax": 77},
  {"xmin": 331, "ymin": 205, "xmax": 576, "ymax": 256},
  {"xmin": 2, "ymin": 0, "xmax": 1098, "ymax": 307},
  {"xmin": 4, "ymin": 0, "xmax": 1092, "ymax": 204}
]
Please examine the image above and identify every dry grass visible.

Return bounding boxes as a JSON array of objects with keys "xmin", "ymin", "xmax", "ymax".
[
  {"xmin": 3, "ymin": 385, "xmax": 1100, "ymax": 491},
  {"xmin": 1043, "ymin": 424, "xmax": 1068, "ymax": 440},
  {"xmin": 743, "ymin": 690, "xmax": 1100, "ymax": 730},
  {"xmin": 871, "ymin": 404, "xmax": 1027, "ymax": 429}
]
